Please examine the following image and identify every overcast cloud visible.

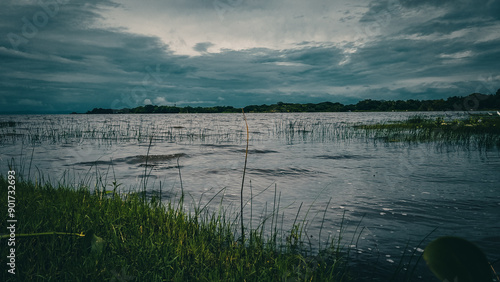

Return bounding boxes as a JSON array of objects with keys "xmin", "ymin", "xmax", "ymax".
[{"xmin": 1, "ymin": 0, "xmax": 499, "ymax": 113}]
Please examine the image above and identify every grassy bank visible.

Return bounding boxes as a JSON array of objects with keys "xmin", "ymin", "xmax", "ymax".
[
  {"xmin": 355, "ymin": 114, "xmax": 500, "ymax": 148},
  {"xmin": 0, "ymin": 176, "xmax": 350, "ymax": 281}
]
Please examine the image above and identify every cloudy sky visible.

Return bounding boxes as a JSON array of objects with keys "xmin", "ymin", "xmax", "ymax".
[{"xmin": 1, "ymin": 0, "xmax": 499, "ymax": 113}]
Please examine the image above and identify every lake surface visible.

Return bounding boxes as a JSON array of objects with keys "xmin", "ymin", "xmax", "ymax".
[{"xmin": 1, "ymin": 112, "xmax": 499, "ymax": 281}]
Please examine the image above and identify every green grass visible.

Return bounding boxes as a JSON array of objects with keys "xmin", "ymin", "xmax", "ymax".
[
  {"xmin": 0, "ymin": 176, "xmax": 351, "ymax": 281},
  {"xmin": 354, "ymin": 114, "xmax": 500, "ymax": 149}
]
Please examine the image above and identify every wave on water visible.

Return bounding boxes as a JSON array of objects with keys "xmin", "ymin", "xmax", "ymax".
[
  {"xmin": 248, "ymin": 167, "xmax": 324, "ymax": 177},
  {"xmin": 232, "ymin": 149, "xmax": 279, "ymax": 154},
  {"xmin": 314, "ymin": 154, "xmax": 372, "ymax": 160},
  {"xmin": 73, "ymin": 153, "xmax": 186, "ymax": 166}
]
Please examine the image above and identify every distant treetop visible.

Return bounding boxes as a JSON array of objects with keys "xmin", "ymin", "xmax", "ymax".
[{"xmin": 85, "ymin": 90, "xmax": 500, "ymax": 114}]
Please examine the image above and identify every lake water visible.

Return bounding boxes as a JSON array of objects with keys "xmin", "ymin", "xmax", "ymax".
[{"xmin": 1, "ymin": 112, "xmax": 499, "ymax": 281}]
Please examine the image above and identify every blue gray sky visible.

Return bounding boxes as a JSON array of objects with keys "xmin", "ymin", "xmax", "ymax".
[{"xmin": 1, "ymin": 0, "xmax": 499, "ymax": 113}]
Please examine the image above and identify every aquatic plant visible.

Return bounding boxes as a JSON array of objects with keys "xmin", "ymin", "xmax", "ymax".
[
  {"xmin": 355, "ymin": 114, "xmax": 500, "ymax": 149},
  {"xmin": 423, "ymin": 236, "xmax": 497, "ymax": 282},
  {"xmin": 0, "ymin": 174, "xmax": 353, "ymax": 281},
  {"xmin": 0, "ymin": 115, "xmax": 248, "ymax": 146},
  {"xmin": 0, "ymin": 112, "xmax": 359, "ymax": 280}
]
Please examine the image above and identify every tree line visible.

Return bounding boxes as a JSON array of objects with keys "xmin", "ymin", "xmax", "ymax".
[{"xmin": 86, "ymin": 89, "xmax": 500, "ymax": 114}]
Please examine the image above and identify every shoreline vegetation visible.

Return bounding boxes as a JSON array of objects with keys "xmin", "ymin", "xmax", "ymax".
[
  {"xmin": 355, "ymin": 113, "xmax": 500, "ymax": 149},
  {"xmin": 1, "ymin": 113, "xmax": 499, "ymax": 280},
  {"xmin": 84, "ymin": 90, "xmax": 500, "ymax": 114},
  {"xmin": 0, "ymin": 175, "xmax": 353, "ymax": 281}
]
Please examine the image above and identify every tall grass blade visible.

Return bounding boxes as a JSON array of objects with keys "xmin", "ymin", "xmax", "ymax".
[{"xmin": 240, "ymin": 109, "xmax": 249, "ymax": 244}]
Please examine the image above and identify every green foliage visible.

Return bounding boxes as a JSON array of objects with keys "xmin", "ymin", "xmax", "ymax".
[
  {"xmin": 86, "ymin": 108, "xmax": 114, "ymax": 114},
  {"xmin": 0, "ymin": 177, "xmax": 351, "ymax": 281},
  {"xmin": 84, "ymin": 90, "xmax": 500, "ymax": 114},
  {"xmin": 84, "ymin": 230, "xmax": 105, "ymax": 255},
  {"xmin": 355, "ymin": 114, "xmax": 500, "ymax": 149},
  {"xmin": 423, "ymin": 236, "xmax": 492, "ymax": 282},
  {"xmin": 407, "ymin": 115, "xmax": 426, "ymax": 124}
]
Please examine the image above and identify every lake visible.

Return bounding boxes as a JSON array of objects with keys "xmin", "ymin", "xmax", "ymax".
[{"xmin": 1, "ymin": 112, "xmax": 499, "ymax": 281}]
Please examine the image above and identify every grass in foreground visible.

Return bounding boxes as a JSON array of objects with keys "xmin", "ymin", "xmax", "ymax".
[
  {"xmin": 0, "ymin": 177, "xmax": 350, "ymax": 281},
  {"xmin": 355, "ymin": 114, "xmax": 500, "ymax": 148}
]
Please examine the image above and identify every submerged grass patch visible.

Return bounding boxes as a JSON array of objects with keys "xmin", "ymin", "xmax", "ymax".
[
  {"xmin": 0, "ymin": 177, "xmax": 351, "ymax": 281},
  {"xmin": 355, "ymin": 114, "xmax": 500, "ymax": 149}
]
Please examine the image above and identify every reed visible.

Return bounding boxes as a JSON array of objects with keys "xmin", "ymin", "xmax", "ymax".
[
  {"xmin": 0, "ymin": 115, "xmax": 244, "ymax": 146},
  {"xmin": 1, "ymin": 113, "xmax": 455, "ymax": 280},
  {"xmin": 0, "ymin": 173, "xmax": 352, "ymax": 281},
  {"xmin": 240, "ymin": 109, "xmax": 249, "ymax": 244},
  {"xmin": 0, "ymin": 112, "xmax": 359, "ymax": 281},
  {"xmin": 355, "ymin": 114, "xmax": 500, "ymax": 149}
]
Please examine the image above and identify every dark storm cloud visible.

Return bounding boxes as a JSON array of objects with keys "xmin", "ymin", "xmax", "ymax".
[
  {"xmin": 0, "ymin": 0, "xmax": 499, "ymax": 113},
  {"xmin": 193, "ymin": 42, "xmax": 214, "ymax": 53},
  {"xmin": 365, "ymin": 0, "xmax": 500, "ymax": 36},
  {"xmin": 349, "ymin": 0, "xmax": 500, "ymax": 99},
  {"xmin": 285, "ymin": 45, "xmax": 344, "ymax": 66},
  {"xmin": 0, "ymin": 0, "xmax": 193, "ymax": 113}
]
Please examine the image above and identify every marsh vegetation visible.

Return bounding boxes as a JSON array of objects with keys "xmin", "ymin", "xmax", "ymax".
[
  {"xmin": 1, "ymin": 111, "xmax": 499, "ymax": 281},
  {"xmin": 355, "ymin": 113, "xmax": 500, "ymax": 149},
  {"xmin": 0, "ymin": 176, "xmax": 352, "ymax": 281}
]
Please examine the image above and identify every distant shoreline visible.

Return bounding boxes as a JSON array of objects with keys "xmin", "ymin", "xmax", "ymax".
[
  {"xmin": 0, "ymin": 90, "xmax": 498, "ymax": 115},
  {"xmin": 83, "ymin": 91, "xmax": 500, "ymax": 114}
]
